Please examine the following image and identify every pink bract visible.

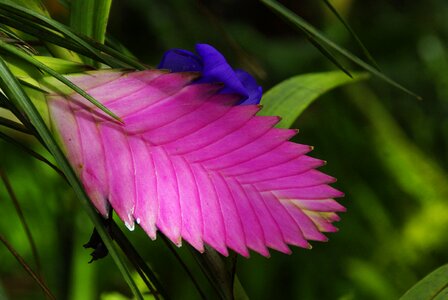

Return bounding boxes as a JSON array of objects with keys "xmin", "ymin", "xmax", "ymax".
[{"xmin": 46, "ymin": 69, "xmax": 345, "ymax": 257}]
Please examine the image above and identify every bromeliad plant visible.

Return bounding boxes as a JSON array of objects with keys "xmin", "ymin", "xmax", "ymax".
[
  {"xmin": 43, "ymin": 43, "xmax": 345, "ymax": 257},
  {"xmin": 0, "ymin": 0, "xmax": 416, "ymax": 299}
]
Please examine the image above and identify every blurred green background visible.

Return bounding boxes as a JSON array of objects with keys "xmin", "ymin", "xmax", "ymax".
[{"xmin": 1, "ymin": 0, "xmax": 448, "ymax": 299}]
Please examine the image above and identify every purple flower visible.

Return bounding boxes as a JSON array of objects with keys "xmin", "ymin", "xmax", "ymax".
[{"xmin": 158, "ymin": 44, "xmax": 262, "ymax": 105}]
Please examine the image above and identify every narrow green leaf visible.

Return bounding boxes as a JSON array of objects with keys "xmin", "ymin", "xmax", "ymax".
[
  {"xmin": 322, "ymin": 0, "xmax": 381, "ymax": 70},
  {"xmin": 0, "ymin": 12, "xmax": 92, "ymax": 57},
  {"xmin": 0, "ymin": 130, "xmax": 64, "ymax": 181},
  {"xmin": 234, "ymin": 276, "xmax": 249, "ymax": 300},
  {"xmin": 260, "ymin": 0, "xmax": 420, "ymax": 99},
  {"xmin": 0, "ymin": 1, "xmax": 145, "ymax": 69},
  {"xmin": 0, "ymin": 169, "xmax": 42, "ymax": 274},
  {"xmin": 189, "ymin": 245, "xmax": 237, "ymax": 300},
  {"xmin": 70, "ymin": 0, "xmax": 112, "ymax": 44},
  {"xmin": 0, "ymin": 56, "xmax": 144, "ymax": 300},
  {"xmin": 161, "ymin": 236, "xmax": 207, "ymax": 300},
  {"xmin": 0, "ymin": 116, "xmax": 30, "ymax": 134},
  {"xmin": 89, "ymin": 39, "xmax": 146, "ymax": 70},
  {"xmin": 304, "ymin": 31, "xmax": 352, "ymax": 78},
  {"xmin": 93, "ymin": 0, "xmax": 112, "ymax": 44},
  {"xmin": 33, "ymin": 56, "xmax": 91, "ymax": 74},
  {"xmin": 0, "ymin": 0, "xmax": 112, "ymax": 64},
  {"xmin": 0, "ymin": 92, "xmax": 36, "ymax": 136},
  {"xmin": 70, "ymin": 0, "xmax": 95, "ymax": 38},
  {"xmin": 106, "ymin": 35, "xmax": 139, "ymax": 60},
  {"xmin": 0, "ymin": 233, "xmax": 55, "ymax": 300},
  {"xmin": 260, "ymin": 71, "xmax": 368, "ymax": 128},
  {"xmin": 9, "ymin": 0, "xmax": 49, "ymax": 17},
  {"xmin": 110, "ymin": 221, "xmax": 169, "ymax": 300},
  {"xmin": 400, "ymin": 264, "xmax": 448, "ymax": 300},
  {"xmin": 0, "ymin": 12, "xmax": 118, "ymax": 67},
  {"xmin": 0, "ymin": 41, "xmax": 122, "ymax": 122}
]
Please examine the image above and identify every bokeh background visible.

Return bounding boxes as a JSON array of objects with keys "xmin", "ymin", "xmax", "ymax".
[{"xmin": 1, "ymin": 0, "xmax": 448, "ymax": 299}]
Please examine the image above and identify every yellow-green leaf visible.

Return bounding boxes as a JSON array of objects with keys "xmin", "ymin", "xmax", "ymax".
[
  {"xmin": 260, "ymin": 71, "xmax": 368, "ymax": 128},
  {"xmin": 400, "ymin": 264, "xmax": 448, "ymax": 300}
]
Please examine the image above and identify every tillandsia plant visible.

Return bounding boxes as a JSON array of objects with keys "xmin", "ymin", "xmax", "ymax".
[
  {"xmin": 0, "ymin": 0, "xmax": 426, "ymax": 299},
  {"xmin": 43, "ymin": 42, "xmax": 345, "ymax": 257}
]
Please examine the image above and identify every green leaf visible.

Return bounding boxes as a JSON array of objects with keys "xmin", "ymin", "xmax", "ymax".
[
  {"xmin": 0, "ymin": 91, "xmax": 36, "ymax": 135},
  {"xmin": 0, "ymin": 0, "xmax": 112, "ymax": 64},
  {"xmin": 0, "ymin": 0, "xmax": 145, "ymax": 69},
  {"xmin": 0, "ymin": 130, "xmax": 63, "ymax": 176},
  {"xmin": 109, "ymin": 221, "xmax": 168, "ymax": 300},
  {"xmin": 0, "ymin": 233, "xmax": 55, "ymax": 300},
  {"xmin": 70, "ymin": 0, "xmax": 112, "ymax": 66},
  {"xmin": 190, "ymin": 245, "xmax": 237, "ymax": 300},
  {"xmin": 0, "ymin": 41, "xmax": 122, "ymax": 122},
  {"xmin": 0, "ymin": 56, "xmax": 144, "ymax": 300},
  {"xmin": 304, "ymin": 30, "xmax": 353, "ymax": 78},
  {"xmin": 321, "ymin": 0, "xmax": 380, "ymax": 70},
  {"xmin": 260, "ymin": 0, "xmax": 420, "ymax": 99},
  {"xmin": 0, "ymin": 116, "xmax": 30, "ymax": 134},
  {"xmin": 400, "ymin": 264, "xmax": 448, "ymax": 300},
  {"xmin": 160, "ymin": 236, "xmax": 207, "ymax": 299},
  {"xmin": 0, "ymin": 169, "xmax": 42, "ymax": 274},
  {"xmin": 1, "ymin": 0, "xmax": 82, "ymax": 62},
  {"xmin": 8, "ymin": 0, "xmax": 49, "ymax": 16},
  {"xmin": 70, "ymin": 0, "xmax": 95, "ymax": 38},
  {"xmin": 260, "ymin": 71, "xmax": 368, "ymax": 128},
  {"xmin": 33, "ymin": 56, "xmax": 91, "ymax": 73},
  {"xmin": 70, "ymin": 0, "xmax": 112, "ymax": 44},
  {"xmin": 93, "ymin": 0, "xmax": 112, "ymax": 44}
]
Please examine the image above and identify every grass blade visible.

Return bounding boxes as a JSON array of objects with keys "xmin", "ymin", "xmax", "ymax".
[
  {"xmin": 70, "ymin": 0, "xmax": 112, "ymax": 44},
  {"xmin": 304, "ymin": 30, "xmax": 352, "ymax": 78},
  {"xmin": 0, "ymin": 2, "xmax": 145, "ymax": 69},
  {"xmin": 110, "ymin": 221, "xmax": 169, "ymax": 300},
  {"xmin": 0, "ymin": 233, "xmax": 55, "ymax": 300},
  {"xmin": 0, "ymin": 116, "xmax": 30, "ymax": 134},
  {"xmin": 260, "ymin": 0, "xmax": 421, "ymax": 99},
  {"xmin": 189, "ymin": 245, "xmax": 236, "ymax": 300},
  {"xmin": 0, "ymin": 56, "xmax": 144, "ymax": 300},
  {"xmin": 0, "ymin": 130, "xmax": 62, "ymax": 176},
  {"xmin": 0, "ymin": 92, "xmax": 29, "ymax": 123},
  {"xmin": 33, "ymin": 56, "xmax": 91, "ymax": 74},
  {"xmin": 160, "ymin": 235, "xmax": 207, "ymax": 300},
  {"xmin": 70, "ymin": 0, "xmax": 95, "ymax": 38},
  {"xmin": 321, "ymin": 0, "xmax": 381, "ymax": 70},
  {"xmin": 0, "ymin": 0, "xmax": 111, "ymax": 64},
  {"xmin": 0, "ymin": 41, "xmax": 122, "ymax": 122},
  {"xmin": 93, "ymin": 0, "xmax": 112, "ymax": 44},
  {"xmin": 0, "ymin": 169, "xmax": 42, "ymax": 274},
  {"xmin": 0, "ymin": 12, "xmax": 122, "ymax": 68}
]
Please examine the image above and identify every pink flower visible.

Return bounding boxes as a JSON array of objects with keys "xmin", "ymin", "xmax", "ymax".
[{"xmin": 47, "ymin": 68, "xmax": 344, "ymax": 257}]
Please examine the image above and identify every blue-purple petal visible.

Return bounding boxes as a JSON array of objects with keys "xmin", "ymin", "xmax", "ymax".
[
  {"xmin": 158, "ymin": 44, "xmax": 262, "ymax": 105},
  {"xmin": 234, "ymin": 69, "xmax": 263, "ymax": 105},
  {"xmin": 158, "ymin": 49, "xmax": 203, "ymax": 72},
  {"xmin": 195, "ymin": 44, "xmax": 248, "ymax": 98}
]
